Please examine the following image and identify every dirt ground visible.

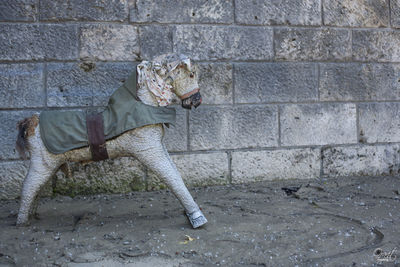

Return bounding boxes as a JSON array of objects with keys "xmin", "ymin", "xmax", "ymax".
[{"xmin": 1, "ymin": 175, "xmax": 400, "ymax": 266}]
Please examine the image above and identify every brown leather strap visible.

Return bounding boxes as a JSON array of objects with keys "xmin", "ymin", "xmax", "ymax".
[{"xmin": 86, "ymin": 113, "xmax": 109, "ymax": 161}]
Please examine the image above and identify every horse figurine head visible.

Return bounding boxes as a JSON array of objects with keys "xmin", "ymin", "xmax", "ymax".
[{"xmin": 137, "ymin": 54, "xmax": 202, "ymax": 109}]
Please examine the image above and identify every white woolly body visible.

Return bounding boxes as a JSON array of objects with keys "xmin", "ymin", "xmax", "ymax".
[{"xmin": 17, "ymin": 55, "xmax": 207, "ymax": 228}]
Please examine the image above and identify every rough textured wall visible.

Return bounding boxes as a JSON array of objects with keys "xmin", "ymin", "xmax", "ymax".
[{"xmin": 1, "ymin": 0, "xmax": 400, "ymax": 199}]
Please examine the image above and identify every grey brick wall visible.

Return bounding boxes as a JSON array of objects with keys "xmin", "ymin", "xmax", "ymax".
[{"xmin": 1, "ymin": 0, "xmax": 399, "ymax": 199}]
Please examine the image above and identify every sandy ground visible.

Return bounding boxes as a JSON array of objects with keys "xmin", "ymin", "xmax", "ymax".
[{"xmin": 1, "ymin": 175, "xmax": 400, "ymax": 267}]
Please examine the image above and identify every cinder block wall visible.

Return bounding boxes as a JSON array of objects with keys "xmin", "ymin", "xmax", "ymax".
[{"xmin": 1, "ymin": 0, "xmax": 400, "ymax": 199}]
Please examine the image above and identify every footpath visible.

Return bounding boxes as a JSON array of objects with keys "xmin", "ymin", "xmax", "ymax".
[{"xmin": 0, "ymin": 175, "xmax": 399, "ymax": 266}]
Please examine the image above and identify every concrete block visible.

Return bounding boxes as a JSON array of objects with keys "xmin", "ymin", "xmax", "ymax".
[
  {"xmin": 232, "ymin": 148, "xmax": 320, "ymax": 183},
  {"xmin": 353, "ymin": 30, "xmax": 400, "ymax": 62},
  {"xmin": 323, "ymin": 0, "xmax": 389, "ymax": 27},
  {"xmin": 130, "ymin": 0, "xmax": 233, "ymax": 23},
  {"xmin": 54, "ymin": 157, "xmax": 146, "ymax": 196},
  {"xmin": 274, "ymin": 28, "xmax": 351, "ymax": 61},
  {"xmin": 392, "ymin": 0, "xmax": 400, "ymax": 28},
  {"xmin": 0, "ymin": 161, "xmax": 29, "ymax": 199},
  {"xmin": 0, "ymin": 111, "xmax": 39, "ymax": 160},
  {"xmin": 281, "ymin": 104, "xmax": 357, "ymax": 146},
  {"xmin": 322, "ymin": 144, "xmax": 400, "ymax": 177},
  {"xmin": 235, "ymin": 62, "xmax": 318, "ymax": 104},
  {"xmin": 0, "ymin": 161, "xmax": 52, "ymax": 200},
  {"xmin": 198, "ymin": 63, "xmax": 233, "ymax": 105},
  {"xmin": 147, "ymin": 152, "xmax": 229, "ymax": 190},
  {"xmin": 359, "ymin": 103, "xmax": 400, "ymax": 143},
  {"xmin": 139, "ymin": 25, "xmax": 173, "ymax": 60},
  {"xmin": 174, "ymin": 25, "xmax": 273, "ymax": 60},
  {"xmin": 0, "ymin": 0, "xmax": 37, "ymax": 21},
  {"xmin": 0, "ymin": 24, "xmax": 78, "ymax": 60},
  {"xmin": 320, "ymin": 63, "xmax": 400, "ymax": 101},
  {"xmin": 0, "ymin": 64, "xmax": 45, "ymax": 108},
  {"xmin": 80, "ymin": 24, "xmax": 139, "ymax": 61},
  {"xmin": 163, "ymin": 108, "xmax": 187, "ymax": 152},
  {"xmin": 235, "ymin": 0, "xmax": 321, "ymax": 26},
  {"xmin": 47, "ymin": 62, "xmax": 136, "ymax": 107},
  {"xmin": 189, "ymin": 105, "xmax": 278, "ymax": 150},
  {"xmin": 40, "ymin": 0, "xmax": 128, "ymax": 21}
]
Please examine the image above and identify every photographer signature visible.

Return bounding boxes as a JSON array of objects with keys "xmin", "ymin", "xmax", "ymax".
[{"xmin": 374, "ymin": 247, "xmax": 397, "ymax": 262}]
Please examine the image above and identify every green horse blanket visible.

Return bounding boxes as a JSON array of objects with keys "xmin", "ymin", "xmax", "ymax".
[{"xmin": 39, "ymin": 64, "xmax": 176, "ymax": 154}]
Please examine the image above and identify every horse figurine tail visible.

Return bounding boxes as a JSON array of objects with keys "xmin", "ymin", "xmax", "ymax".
[{"xmin": 15, "ymin": 114, "xmax": 39, "ymax": 160}]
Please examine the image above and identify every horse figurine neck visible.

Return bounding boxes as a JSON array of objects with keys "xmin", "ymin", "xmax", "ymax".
[{"xmin": 137, "ymin": 81, "xmax": 160, "ymax": 107}]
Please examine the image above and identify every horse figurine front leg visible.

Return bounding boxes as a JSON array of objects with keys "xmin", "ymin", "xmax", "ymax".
[{"xmin": 123, "ymin": 124, "xmax": 207, "ymax": 228}]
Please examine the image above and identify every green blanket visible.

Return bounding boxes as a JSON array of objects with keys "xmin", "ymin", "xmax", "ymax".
[{"xmin": 39, "ymin": 64, "xmax": 176, "ymax": 154}]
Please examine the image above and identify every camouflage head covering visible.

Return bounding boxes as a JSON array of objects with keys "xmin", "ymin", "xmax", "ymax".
[{"xmin": 137, "ymin": 54, "xmax": 192, "ymax": 106}]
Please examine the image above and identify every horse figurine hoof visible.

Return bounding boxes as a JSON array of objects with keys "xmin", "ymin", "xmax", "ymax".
[{"xmin": 187, "ymin": 209, "xmax": 208, "ymax": 228}]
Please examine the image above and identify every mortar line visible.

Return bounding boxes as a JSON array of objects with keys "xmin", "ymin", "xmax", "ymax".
[
  {"xmin": 36, "ymin": 0, "xmax": 40, "ymax": 22},
  {"xmin": 126, "ymin": 0, "xmax": 131, "ymax": 24},
  {"xmin": 320, "ymin": 147, "xmax": 324, "ymax": 179},
  {"xmin": 136, "ymin": 26, "xmax": 142, "ymax": 61},
  {"xmin": 77, "ymin": 22, "xmax": 81, "ymax": 60},
  {"xmin": 349, "ymin": 28, "xmax": 353, "ymax": 61},
  {"xmin": 2, "ymin": 100, "xmax": 400, "ymax": 112},
  {"xmin": 3, "ymin": 141, "xmax": 400, "ymax": 162},
  {"xmin": 227, "ymin": 151, "xmax": 232, "ymax": 184},
  {"xmin": 172, "ymin": 25, "xmax": 176, "ymax": 54},
  {"xmin": 144, "ymin": 166, "xmax": 149, "ymax": 191},
  {"xmin": 178, "ymin": 100, "xmax": 400, "ymax": 106},
  {"xmin": 321, "ymin": 0, "xmax": 324, "ymax": 26},
  {"xmin": 172, "ymin": 141, "xmax": 400, "ymax": 154},
  {"xmin": 232, "ymin": 62, "xmax": 236, "ymax": 104},
  {"xmin": 277, "ymin": 105, "xmax": 281, "ymax": 147},
  {"xmin": 272, "ymin": 27, "xmax": 276, "ymax": 61},
  {"xmin": 186, "ymin": 110, "xmax": 190, "ymax": 151},
  {"xmin": 232, "ymin": 0, "xmax": 237, "ymax": 24},
  {"xmin": 198, "ymin": 60, "xmax": 400, "ymax": 64},
  {"xmin": 43, "ymin": 62, "xmax": 47, "ymax": 108},
  {"xmin": 1, "ymin": 21, "xmax": 399, "ymax": 31},
  {"xmin": 356, "ymin": 103, "xmax": 360, "ymax": 143},
  {"xmin": 389, "ymin": 0, "xmax": 392, "ymax": 28},
  {"xmin": 3, "ymin": 58, "xmax": 400, "ymax": 64},
  {"xmin": 317, "ymin": 63, "xmax": 320, "ymax": 101}
]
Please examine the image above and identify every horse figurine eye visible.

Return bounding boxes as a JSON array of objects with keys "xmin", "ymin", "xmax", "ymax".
[{"xmin": 189, "ymin": 72, "xmax": 195, "ymax": 78}]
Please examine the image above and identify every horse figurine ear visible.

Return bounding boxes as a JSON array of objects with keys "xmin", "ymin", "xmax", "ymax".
[{"xmin": 181, "ymin": 58, "xmax": 192, "ymax": 72}]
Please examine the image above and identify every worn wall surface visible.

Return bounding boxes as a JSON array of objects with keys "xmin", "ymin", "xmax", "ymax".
[{"xmin": 1, "ymin": 0, "xmax": 400, "ymax": 199}]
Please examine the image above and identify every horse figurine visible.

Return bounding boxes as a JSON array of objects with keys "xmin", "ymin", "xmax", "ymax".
[{"xmin": 15, "ymin": 53, "xmax": 208, "ymax": 228}]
